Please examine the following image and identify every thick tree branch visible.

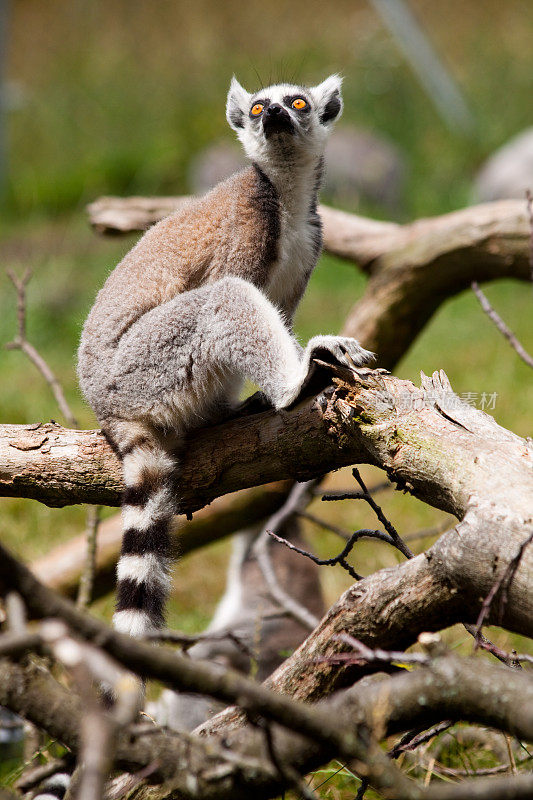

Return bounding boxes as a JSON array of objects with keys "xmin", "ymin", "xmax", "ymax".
[
  {"xmin": 338, "ymin": 201, "xmax": 532, "ymax": 367},
  {"xmin": 1, "ymin": 370, "xmax": 531, "ymax": 517}
]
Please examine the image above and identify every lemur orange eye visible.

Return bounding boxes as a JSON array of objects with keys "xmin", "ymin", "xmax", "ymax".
[
  {"xmin": 251, "ymin": 103, "xmax": 264, "ymax": 116},
  {"xmin": 292, "ymin": 98, "xmax": 307, "ymax": 110}
]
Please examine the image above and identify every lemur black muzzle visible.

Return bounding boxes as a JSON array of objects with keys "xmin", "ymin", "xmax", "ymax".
[{"xmin": 263, "ymin": 103, "xmax": 295, "ymax": 138}]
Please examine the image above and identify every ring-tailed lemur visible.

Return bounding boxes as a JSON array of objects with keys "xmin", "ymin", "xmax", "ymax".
[{"xmin": 77, "ymin": 74, "xmax": 373, "ymax": 640}]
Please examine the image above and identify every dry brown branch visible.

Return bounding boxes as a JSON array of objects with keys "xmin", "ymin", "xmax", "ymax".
[
  {"xmin": 1, "ymin": 371, "xmax": 531, "ymax": 653},
  {"xmin": 22, "ymin": 196, "xmax": 532, "ymax": 599},
  {"xmin": 1, "ymin": 369, "xmax": 531, "ymax": 521},
  {"xmin": 335, "ymin": 201, "xmax": 532, "ymax": 369},
  {"xmin": 389, "ymin": 722, "xmax": 453, "ymax": 759},
  {"xmin": 40, "ymin": 619, "xmax": 140, "ymax": 800},
  {"xmin": 4, "ymin": 267, "xmax": 105, "ymax": 609},
  {"xmin": 268, "ymin": 527, "xmax": 365, "ymax": 581},
  {"xmin": 471, "ymin": 281, "xmax": 533, "ymax": 369}
]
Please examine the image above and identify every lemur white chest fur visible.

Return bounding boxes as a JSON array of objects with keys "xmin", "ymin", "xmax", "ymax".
[
  {"xmin": 77, "ymin": 73, "xmax": 373, "ymax": 644},
  {"xmin": 264, "ymin": 164, "xmax": 320, "ymax": 310}
]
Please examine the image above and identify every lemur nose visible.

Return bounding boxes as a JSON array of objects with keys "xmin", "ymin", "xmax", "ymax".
[{"xmin": 267, "ymin": 103, "xmax": 283, "ymax": 115}]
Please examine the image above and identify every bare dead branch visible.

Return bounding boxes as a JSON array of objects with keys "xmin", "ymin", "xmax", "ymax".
[
  {"xmin": 4, "ymin": 268, "xmax": 104, "ymax": 609},
  {"xmin": 424, "ymin": 772, "xmax": 533, "ymax": 800},
  {"xmin": 324, "ymin": 633, "xmax": 430, "ymax": 668},
  {"xmin": 471, "ymin": 281, "xmax": 533, "ymax": 369},
  {"xmin": 267, "ymin": 528, "xmax": 377, "ymax": 581},
  {"xmin": 469, "ymin": 629, "xmax": 522, "ymax": 669},
  {"xmin": 2, "ymin": 369, "xmax": 531, "ymax": 530},
  {"xmin": 352, "ymin": 468, "xmax": 413, "ymax": 557},
  {"xmin": 3, "ymin": 644, "xmax": 533, "ymax": 800}
]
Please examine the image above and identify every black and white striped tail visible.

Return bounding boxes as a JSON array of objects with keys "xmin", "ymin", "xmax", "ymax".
[
  {"xmin": 31, "ymin": 772, "xmax": 71, "ymax": 800},
  {"xmin": 113, "ymin": 433, "xmax": 177, "ymax": 638}
]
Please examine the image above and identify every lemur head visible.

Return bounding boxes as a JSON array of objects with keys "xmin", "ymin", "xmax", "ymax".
[{"xmin": 226, "ymin": 75, "xmax": 343, "ymax": 169}]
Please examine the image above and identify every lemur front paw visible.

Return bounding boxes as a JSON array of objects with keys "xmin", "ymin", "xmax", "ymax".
[
  {"xmin": 307, "ymin": 335, "xmax": 375, "ymax": 370},
  {"xmin": 275, "ymin": 336, "xmax": 375, "ymax": 410}
]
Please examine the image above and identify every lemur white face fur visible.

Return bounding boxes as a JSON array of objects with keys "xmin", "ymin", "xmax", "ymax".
[{"xmin": 226, "ymin": 75, "xmax": 343, "ymax": 171}]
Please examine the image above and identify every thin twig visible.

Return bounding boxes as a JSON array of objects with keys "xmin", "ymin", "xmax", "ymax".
[
  {"xmin": 314, "ymin": 481, "xmax": 392, "ymax": 499},
  {"xmin": 267, "ymin": 528, "xmax": 400, "ymax": 582},
  {"xmin": 5, "ymin": 269, "xmax": 103, "ymax": 607},
  {"xmin": 145, "ymin": 627, "xmax": 253, "ymax": 659},
  {"xmin": 317, "ymin": 633, "xmax": 430, "ymax": 668},
  {"xmin": 352, "ymin": 469, "xmax": 414, "ymax": 558},
  {"xmin": 471, "ymin": 281, "xmax": 533, "ymax": 369},
  {"xmin": 5, "ymin": 268, "xmax": 79, "ymax": 427},
  {"xmin": 253, "ymin": 480, "xmax": 322, "ymax": 631},
  {"xmin": 389, "ymin": 721, "xmax": 453, "ymax": 759},
  {"xmin": 468, "ymin": 628, "xmax": 522, "ymax": 669}
]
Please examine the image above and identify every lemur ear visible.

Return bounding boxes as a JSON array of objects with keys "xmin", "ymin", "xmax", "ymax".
[
  {"xmin": 311, "ymin": 74, "xmax": 343, "ymax": 126},
  {"xmin": 226, "ymin": 76, "xmax": 251, "ymax": 131}
]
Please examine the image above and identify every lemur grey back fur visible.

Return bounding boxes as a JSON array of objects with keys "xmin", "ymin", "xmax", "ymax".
[{"xmin": 77, "ymin": 74, "xmax": 373, "ymax": 640}]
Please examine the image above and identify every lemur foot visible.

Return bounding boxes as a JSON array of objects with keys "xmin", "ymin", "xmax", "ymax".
[{"xmin": 276, "ymin": 335, "xmax": 375, "ymax": 409}]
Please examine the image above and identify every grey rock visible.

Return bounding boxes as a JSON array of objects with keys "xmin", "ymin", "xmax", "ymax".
[
  {"xmin": 474, "ymin": 128, "xmax": 533, "ymax": 202},
  {"xmin": 324, "ymin": 126, "xmax": 407, "ymax": 211},
  {"xmin": 188, "ymin": 141, "xmax": 246, "ymax": 195}
]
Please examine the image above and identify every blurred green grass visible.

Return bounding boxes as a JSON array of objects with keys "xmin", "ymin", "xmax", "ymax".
[{"xmin": 1, "ymin": 4, "xmax": 532, "ymax": 794}]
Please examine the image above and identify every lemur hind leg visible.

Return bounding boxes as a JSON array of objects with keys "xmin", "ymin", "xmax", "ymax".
[{"xmin": 112, "ymin": 275, "xmax": 372, "ymax": 423}]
